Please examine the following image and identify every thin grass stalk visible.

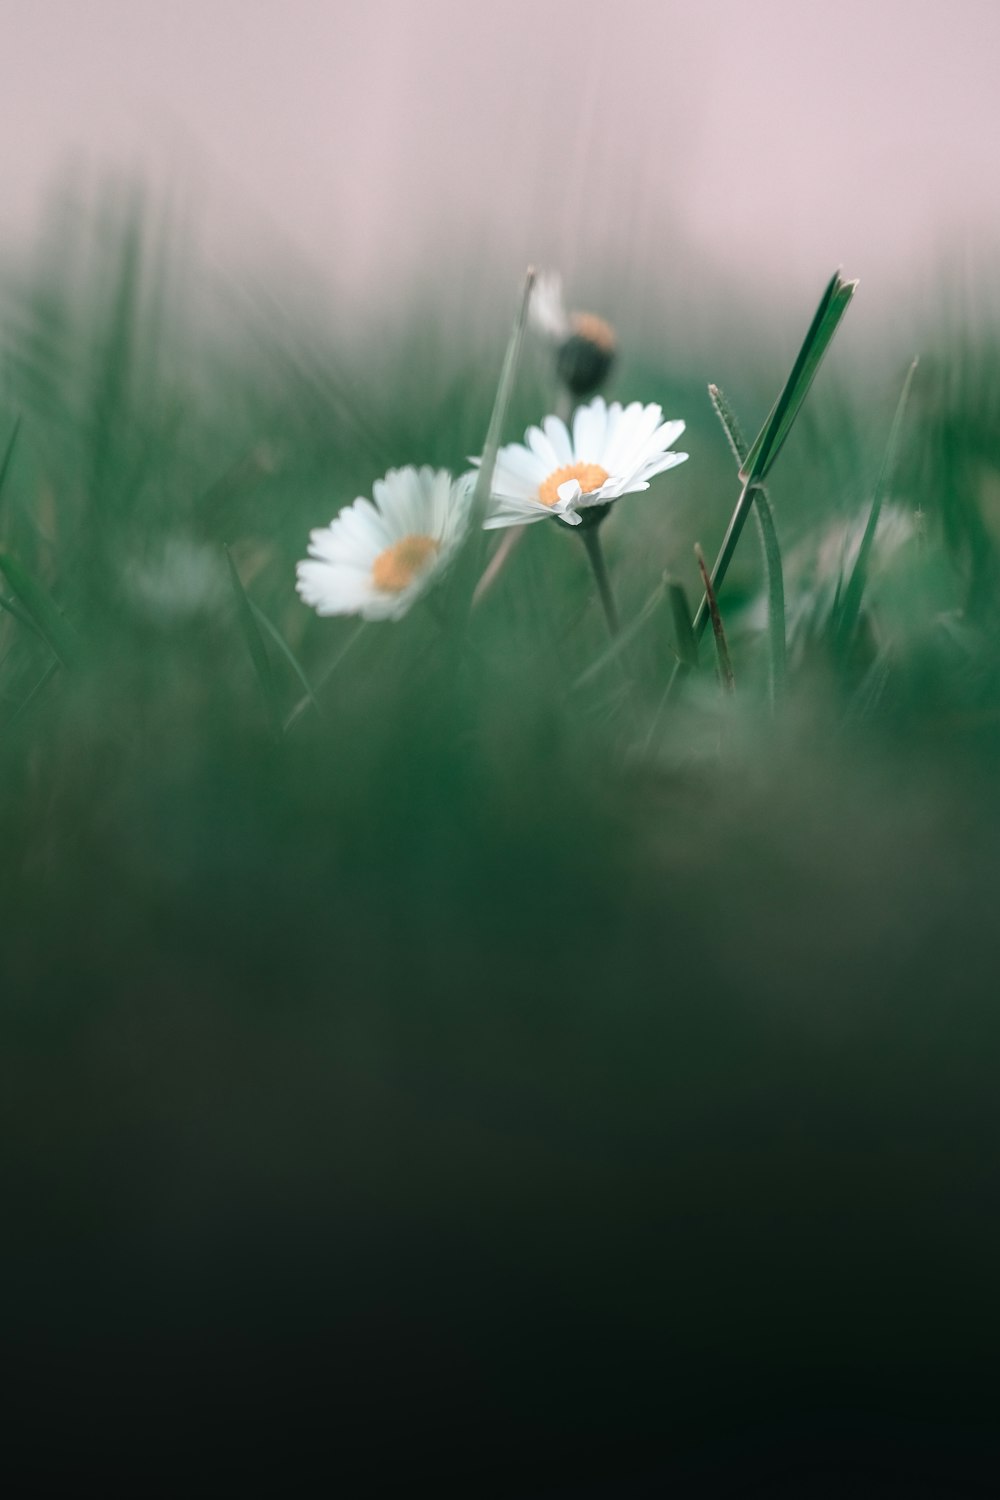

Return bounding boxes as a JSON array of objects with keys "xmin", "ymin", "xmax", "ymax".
[
  {"xmin": 457, "ymin": 268, "xmax": 535, "ymax": 613},
  {"xmin": 709, "ymin": 383, "xmax": 786, "ymax": 703},
  {"xmin": 285, "ymin": 621, "xmax": 366, "ymax": 733},
  {"xmin": 696, "ymin": 543, "xmax": 734, "ymax": 692},
  {"xmin": 835, "ymin": 357, "xmax": 919, "ymax": 648}
]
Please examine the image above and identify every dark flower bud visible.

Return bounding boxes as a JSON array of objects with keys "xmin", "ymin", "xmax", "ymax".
[{"xmin": 556, "ymin": 312, "xmax": 617, "ymax": 397}]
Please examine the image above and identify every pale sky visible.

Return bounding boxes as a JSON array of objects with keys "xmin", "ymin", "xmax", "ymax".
[{"xmin": 5, "ymin": 0, "xmax": 999, "ymax": 317}]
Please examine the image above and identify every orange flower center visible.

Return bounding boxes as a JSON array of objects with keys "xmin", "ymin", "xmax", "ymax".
[
  {"xmin": 538, "ymin": 461, "xmax": 609, "ymax": 509},
  {"xmin": 570, "ymin": 312, "xmax": 616, "ymax": 354},
  {"xmin": 371, "ymin": 533, "xmax": 439, "ymax": 592}
]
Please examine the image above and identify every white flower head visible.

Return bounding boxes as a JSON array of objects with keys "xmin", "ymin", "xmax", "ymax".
[
  {"xmin": 482, "ymin": 396, "xmax": 688, "ymax": 531},
  {"xmin": 296, "ymin": 465, "xmax": 471, "ymax": 620}
]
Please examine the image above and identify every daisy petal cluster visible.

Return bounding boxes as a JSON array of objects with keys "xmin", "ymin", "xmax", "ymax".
[
  {"xmin": 296, "ymin": 466, "xmax": 471, "ymax": 621},
  {"xmin": 483, "ymin": 396, "xmax": 688, "ymax": 531}
]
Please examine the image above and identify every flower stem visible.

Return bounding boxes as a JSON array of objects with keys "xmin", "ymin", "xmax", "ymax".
[{"xmin": 581, "ymin": 524, "xmax": 619, "ymax": 638}]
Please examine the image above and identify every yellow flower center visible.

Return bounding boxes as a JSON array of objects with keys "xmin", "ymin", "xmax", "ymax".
[
  {"xmin": 538, "ymin": 461, "xmax": 609, "ymax": 509},
  {"xmin": 570, "ymin": 312, "xmax": 616, "ymax": 354},
  {"xmin": 371, "ymin": 533, "xmax": 439, "ymax": 592}
]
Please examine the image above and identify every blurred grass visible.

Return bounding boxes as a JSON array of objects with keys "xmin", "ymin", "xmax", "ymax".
[{"xmin": 2, "ymin": 183, "xmax": 1000, "ymax": 1491}]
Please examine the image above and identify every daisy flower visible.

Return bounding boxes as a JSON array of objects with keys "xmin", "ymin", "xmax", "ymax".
[
  {"xmin": 483, "ymin": 396, "xmax": 688, "ymax": 531},
  {"xmin": 296, "ymin": 466, "xmax": 471, "ymax": 620}
]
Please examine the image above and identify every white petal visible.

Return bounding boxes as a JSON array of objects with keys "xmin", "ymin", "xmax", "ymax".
[
  {"xmin": 637, "ymin": 451, "xmax": 689, "ymax": 482},
  {"xmin": 491, "ymin": 443, "xmax": 549, "ymax": 500},
  {"xmin": 572, "ymin": 396, "xmax": 607, "ymax": 461},
  {"xmin": 296, "ymin": 561, "xmax": 376, "ymax": 615},
  {"xmin": 542, "ymin": 414, "xmax": 573, "ymax": 465},
  {"xmin": 526, "ymin": 425, "xmax": 560, "ymax": 473},
  {"xmin": 483, "ymin": 506, "xmax": 555, "ymax": 530}
]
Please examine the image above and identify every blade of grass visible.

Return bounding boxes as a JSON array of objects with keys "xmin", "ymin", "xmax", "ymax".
[
  {"xmin": 7, "ymin": 657, "xmax": 60, "ymax": 727},
  {"xmin": 667, "ymin": 580, "xmax": 699, "ymax": 670},
  {"xmin": 0, "ymin": 417, "xmax": 22, "ymax": 518},
  {"xmin": 0, "ymin": 592, "xmax": 47, "ymax": 641},
  {"xmin": 740, "ymin": 270, "xmax": 858, "ymax": 484},
  {"xmin": 285, "ymin": 620, "xmax": 366, "ymax": 734},
  {"xmin": 709, "ymin": 383, "xmax": 786, "ymax": 702},
  {"xmin": 659, "ymin": 277, "xmax": 856, "ymax": 719},
  {"xmin": 455, "ymin": 268, "xmax": 535, "ymax": 608},
  {"xmin": 0, "ymin": 552, "xmax": 81, "ymax": 667},
  {"xmin": 834, "ymin": 358, "xmax": 919, "ymax": 648},
  {"xmin": 696, "ymin": 543, "xmax": 734, "ymax": 693},
  {"xmin": 248, "ymin": 598, "xmax": 320, "ymax": 716},
  {"xmin": 225, "ymin": 546, "xmax": 281, "ymax": 738},
  {"xmin": 470, "ymin": 268, "xmax": 536, "ymax": 530},
  {"xmin": 573, "ymin": 576, "xmax": 668, "ymax": 690}
]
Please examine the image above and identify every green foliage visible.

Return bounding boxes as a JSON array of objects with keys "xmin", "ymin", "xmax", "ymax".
[{"xmin": 3, "ymin": 187, "xmax": 1000, "ymax": 1486}]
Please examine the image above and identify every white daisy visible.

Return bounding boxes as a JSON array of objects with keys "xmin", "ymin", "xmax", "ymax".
[
  {"xmin": 296, "ymin": 466, "xmax": 471, "ymax": 620},
  {"xmin": 482, "ymin": 396, "xmax": 688, "ymax": 531}
]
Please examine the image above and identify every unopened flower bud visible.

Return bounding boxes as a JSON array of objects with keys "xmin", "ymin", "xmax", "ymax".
[{"xmin": 556, "ymin": 312, "xmax": 617, "ymax": 397}]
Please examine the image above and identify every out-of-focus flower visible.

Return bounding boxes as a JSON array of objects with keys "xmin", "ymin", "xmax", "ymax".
[
  {"xmin": 531, "ymin": 271, "xmax": 618, "ymax": 397},
  {"xmin": 126, "ymin": 535, "xmax": 228, "ymax": 622},
  {"xmin": 481, "ymin": 396, "xmax": 687, "ymax": 531},
  {"xmin": 296, "ymin": 466, "xmax": 471, "ymax": 620},
  {"xmin": 742, "ymin": 502, "xmax": 920, "ymax": 642},
  {"xmin": 530, "ymin": 271, "xmax": 572, "ymax": 342}
]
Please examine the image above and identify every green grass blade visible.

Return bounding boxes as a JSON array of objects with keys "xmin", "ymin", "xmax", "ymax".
[
  {"xmin": 666, "ymin": 579, "xmax": 699, "ymax": 669},
  {"xmin": 0, "ymin": 592, "xmax": 47, "ymax": 641},
  {"xmin": 835, "ymin": 358, "xmax": 919, "ymax": 648},
  {"xmin": 248, "ymin": 598, "xmax": 320, "ymax": 715},
  {"xmin": 740, "ymin": 270, "xmax": 858, "ymax": 484},
  {"xmin": 709, "ymin": 383, "xmax": 786, "ymax": 701},
  {"xmin": 0, "ymin": 418, "xmax": 22, "ymax": 516},
  {"xmin": 453, "ymin": 268, "xmax": 536, "ymax": 608},
  {"xmin": 7, "ymin": 657, "xmax": 60, "ymax": 727},
  {"xmin": 573, "ymin": 576, "xmax": 667, "ymax": 690},
  {"xmin": 284, "ymin": 620, "xmax": 366, "ymax": 734},
  {"xmin": 695, "ymin": 543, "xmax": 734, "ymax": 693},
  {"xmin": 225, "ymin": 546, "xmax": 281, "ymax": 737},
  {"xmin": 0, "ymin": 552, "xmax": 82, "ymax": 667},
  {"xmin": 470, "ymin": 268, "xmax": 535, "ymax": 531}
]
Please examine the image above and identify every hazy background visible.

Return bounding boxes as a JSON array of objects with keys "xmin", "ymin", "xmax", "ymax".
[{"xmin": 6, "ymin": 0, "xmax": 1000, "ymax": 330}]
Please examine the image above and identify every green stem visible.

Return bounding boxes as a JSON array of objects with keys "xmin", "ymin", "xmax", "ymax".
[
  {"xmin": 581, "ymin": 525, "xmax": 619, "ymax": 637},
  {"xmin": 691, "ymin": 476, "xmax": 755, "ymax": 642},
  {"xmin": 695, "ymin": 543, "xmax": 734, "ymax": 693},
  {"xmin": 708, "ymin": 383, "xmax": 786, "ymax": 706},
  {"xmin": 751, "ymin": 486, "xmax": 786, "ymax": 703}
]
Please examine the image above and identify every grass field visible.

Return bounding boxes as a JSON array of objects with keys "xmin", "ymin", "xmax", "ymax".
[{"xmin": 2, "ymin": 186, "xmax": 999, "ymax": 1491}]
